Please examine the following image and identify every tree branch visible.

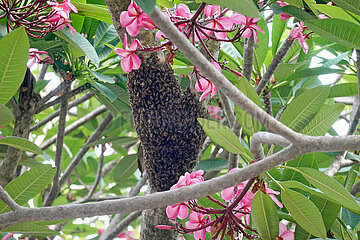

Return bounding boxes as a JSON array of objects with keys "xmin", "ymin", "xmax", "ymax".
[
  {"xmin": 30, "ymin": 92, "xmax": 95, "ymax": 132},
  {"xmin": 36, "ymin": 83, "xmax": 91, "ymax": 113},
  {"xmin": 255, "ymin": 34, "xmax": 294, "ymax": 95},
  {"xmin": 43, "ymin": 81, "xmax": 70, "ymax": 207},
  {"xmin": 36, "ymin": 81, "xmax": 67, "ymax": 111},
  {"xmin": 0, "ymin": 146, "xmax": 298, "ymax": 227},
  {"xmin": 38, "ymin": 63, "xmax": 49, "ymax": 81},
  {"xmin": 59, "ymin": 112, "xmax": 113, "ymax": 188},
  {"xmin": 40, "ymin": 105, "xmax": 107, "ymax": 150},
  {"xmin": 0, "ymin": 185, "xmax": 21, "ymax": 211},
  {"xmin": 242, "ymin": 36, "xmax": 255, "ymax": 81},
  {"xmin": 85, "ymin": 145, "xmax": 105, "ymax": 200}
]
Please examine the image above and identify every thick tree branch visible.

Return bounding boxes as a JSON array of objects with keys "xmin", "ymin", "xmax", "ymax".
[
  {"xmin": 59, "ymin": 112, "xmax": 113, "ymax": 188},
  {"xmin": 242, "ymin": 36, "xmax": 255, "ymax": 81},
  {"xmin": 40, "ymin": 105, "xmax": 107, "ymax": 150},
  {"xmin": 255, "ymin": 34, "xmax": 294, "ymax": 95},
  {"xmin": 43, "ymin": 81, "xmax": 70, "ymax": 206},
  {"xmin": 250, "ymin": 132, "xmax": 291, "ymax": 161},
  {"xmin": 0, "ymin": 146, "xmax": 298, "ymax": 227},
  {"xmin": 350, "ymin": 178, "xmax": 360, "ymax": 196},
  {"xmin": 0, "ymin": 186, "xmax": 21, "ymax": 211},
  {"xmin": 30, "ymin": 92, "xmax": 95, "ymax": 132}
]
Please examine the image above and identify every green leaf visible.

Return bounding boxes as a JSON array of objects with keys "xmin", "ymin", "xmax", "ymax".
[
  {"xmin": 298, "ymin": 167, "xmax": 360, "ymax": 215},
  {"xmin": 196, "ymin": 158, "xmax": 228, "ymax": 172},
  {"xmin": 112, "ymin": 154, "xmax": 138, "ymax": 182},
  {"xmin": 92, "ymin": 71, "xmax": 115, "ymax": 83},
  {"xmin": 135, "ymin": 0, "xmax": 156, "ymax": 14},
  {"xmin": 281, "ymin": 153, "xmax": 318, "ymax": 184},
  {"xmin": 0, "ymin": 27, "xmax": 29, "ymax": 104},
  {"xmin": 0, "ymin": 164, "xmax": 55, "ymax": 213},
  {"xmin": 173, "ymin": 67, "xmax": 193, "ymax": 75},
  {"xmin": 322, "ymin": 51, "xmax": 350, "ymax": 68},
  {"xmin": 342, "ymin": 208, "xmax": 360, "ymax": 229},
  {"xmin": 311, "ymin": 5, "xmax": 360, "ymax": 25},
  {"xmin": 328, "ymin": 83, "xmax": 358, "ymax": 98},
  {"xmin": 34, "ymin": 79, "xmax": 50, "ymax": 94},
  {"xmin": 0, "ymin": 137, "xmax": 42, "ymax": 154},
  {"xmin": 254, "ymin": 18, "xmax": 269, "ymax": 73},
  {"xmin": 199, "ymin": 0, "xmax": 259, "ymax": 18},
  {"xmin": 280, "ymin": 85, "xmax": 329, "ymax": 132},
  {"xmin": 331, "ymin": 0, "xmax": 360, "ymax": 16},
  {"xmin": 305, "ymin": 19, "xmax": 360, "ymax": 49},
  {"xmin": 281, "ymin": 188, "xmax": 326, "ymax": 238},
  {"xmin": 72, "ymin": 2, "xmax": 112, "ymax": 24},
  {"xmin": 55, "ymin": 28, "xmax": 100, "ymax": 67},
  {"xmin": 251, "ymin": 191, "xmax": 279, "ymax": 240},
  {"xmin": 94, "ymin": 22, "xmax": 118, "ymax": 49},
  {"xmin": 197, "ymin": 118, "xmax": 244, "ymax": 154},
  {"xmin": 0, "ymin": 222, "xmax": 58, "ymax": 236},
  {"xmin": 283, "ymin": 5, "xmax": 315, "ymax": 21},
  {"xmin": 272, "ymin": 14, "xmax": 287, "ymax": 56},
  {"xmin": 284, "ymin": 0, "xmax": 303, "ymax": 7},
  {"xmin": 344, "ymin": 164, "xmax": 359, "ymax": 192},
  {"xmin": 273, "ymin": 62, "xmax": 306, "ymax": 82},
  {"xmin": 234, "ymin": 77, "xmax": 263, "ymax": 136},
  {"xmin": 0, "ymin": 104, "xmax": 14, "ymax": 125},
  {"xmin": 300, "ymin": 103, "xmax": 344, "ymax": 136}
]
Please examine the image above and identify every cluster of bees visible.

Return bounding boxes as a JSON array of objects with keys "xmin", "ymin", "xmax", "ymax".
[{"xmin": 127, "ymin": 57, "xmax": 206, "ymax": 192}]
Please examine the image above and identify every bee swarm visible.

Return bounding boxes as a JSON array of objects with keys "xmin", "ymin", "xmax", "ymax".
[{"xmin": 127, "ymin": 58, "xmax": 206, "ymax": 192}]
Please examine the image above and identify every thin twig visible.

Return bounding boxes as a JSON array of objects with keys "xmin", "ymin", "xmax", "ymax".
[
  {"xmin": 59, "ymin": 112, "xmax": 113, "ymax": 188},
  {"xmin": 36, "ymin": 83, "xmax": 91, "ymax": 113},
  {"xmin": 255, "ymin": 34, "xmax": 294, "ymax": 95},
  {"xmin": 242, "ymin": 36, "xmax": 255, "ymax": 82},
  {"xmin": 0, "ymin": 185, "xmax": 21, "ymax": 211},
  {"xmin": 40, "ymin": 105, "xmax": 107, "ymax": 150},
  {"xmin": 43, "ymin": 81, "xmax": 70, "ymax": 206},
  {"xmin": 85, "ymin": 145, "xmax": 105, "ymax": 200},
  {"xmin": 38, "ymin": 63, "xmax": 49, "ymax": 81},
  {"xmin": 36, "ymin": 81, "xmax": 67, "ymax": 110},
  {"xmin": 218, "ymin": 91, "xmax": 235, "ymax": 128},
  {"xmin": 30, "ymin": 92, "xmax": 95, "ymax": 132}
]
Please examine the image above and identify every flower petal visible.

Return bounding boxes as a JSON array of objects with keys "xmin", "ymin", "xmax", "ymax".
[{"xmin": 121, "ymin": 56, "xmax": 133, "ymax": 73}]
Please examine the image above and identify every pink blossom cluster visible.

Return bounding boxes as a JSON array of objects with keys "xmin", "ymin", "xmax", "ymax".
[
  {"xmin": 276, "ymin": 1, "xmax": 292, "ymax": 21},
  {"xmin": 46, "ymin": 0, "xmax": 78, "ymax": 35},
  {"xmin": 290, "ymin": 22, "xmax": 310, "ymax": 54},
  {"xmin": 115, "ymin": 1, "xmax": 264, "ymax": 102},
  {"xmin": 157, "ymin": 168, "xmax": 293, "ymax": 240},
  {"xmin": 28, "ymin": 48, "xmax": 48, "ymax": 69}
]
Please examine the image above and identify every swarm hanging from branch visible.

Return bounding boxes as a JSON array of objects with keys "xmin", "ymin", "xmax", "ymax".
[{"xmin": 127, "ymin": 57, "xmax": 206, "ymax": 192}]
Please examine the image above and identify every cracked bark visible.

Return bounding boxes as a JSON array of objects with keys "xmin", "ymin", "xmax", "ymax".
[{"xmin": 0, "ymin": 69, "xmax": 39, "ymax": 187}]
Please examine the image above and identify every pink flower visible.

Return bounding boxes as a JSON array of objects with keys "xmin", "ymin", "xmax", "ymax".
[
  {"xmin": 55, "ymin": 18, "xmax": 76, "ymax": 35},
  {"xmin": 166, "ymin": 202, "xmax": 189, "ymax": 219},
  {"xmin": 2, "ymin": 233, "xmax": 14, "ymax": 240},
  {"xmin": 279, "ymin": 222, "xmax": 294, "ymax": 240},
  {"xmin": 185, "ymin": 212, "xmax": 210, "ymax": 240},
  {"xmin": 234, "ymin": 191, "xmax": 254, "ymax": 224},
  {"xmin": 117, "ymin": 230, "xmax": 134, "ymax": 239},
  {"xmin": 276, "ymin": 1, "xmax": 292, "ymax": 20},
  {"xmin": 47, "ymin": 0, "xmax": 77, "ymax": 19},
  {"xmin": 290, "ymin": 22, "xmax": 309, "ymax": 54},
  {"xmin": 28, "ymin": 48, "xmax": 48, "ymax": 68},
  {"xmin": 98, "ymin": 229, "xmax": 105, "ymax": 235},
  {"xmin": 114, "ymin": 33, "xmax": 142, "ymax": 73},
  {"xmin": 156, "ymin": 225, "xmax": 176, "ymax": 230},
  {"xmin": 231, "ymin": 13, "xmax": 264, "ymax": 43},
  {"xmin": 264, "ymin": 182, "xmax": 283, "ymax": 208},
  {"xmin": 221, "ymin": 168, "xmax": 246, "ymax": 201},
  {"xmin": 171, "ymin": 170, "xmax": 204, "ymax": 190},
  {"xmin": 195, "ymin": 62, "xmax": 220, "ymax": 101},
  {"xmin": 202, "ymin": 5, "xmax": 235, "ymax": 40},
  {"xmin": 208, "ymin": 105, "xmax": 222, "ymax": 120},
  {"xmin": 120, "ymin": 0, "xmax": 155, "ymax": 37}
]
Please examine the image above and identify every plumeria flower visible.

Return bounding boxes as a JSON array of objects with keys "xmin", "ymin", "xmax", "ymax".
[
  {"xmin": 276, "ymin": 1, "xmax": 292, "ymax": 21},
  {"xmin": 166, "ymin": 202, "xmax": 189, "ymax": 219},
  {"xmin": 290, "ymin": 22, "xmax": 309, "ymax": 54},
  {"xmin": 120, "ymin": 0, "xmax": 155, "ymax": 37},
  {"xmin": 2, "ymin": 233, "xmax": 14, "ymax": 240},
  {"xmin": 263, "ymin": 182, "xmax": 283, "ymax": 208},
  {"xmin": 202, "ymin": 5, "xmax": 235, "ymax": 40},
  {"xmin": 231, "ymin": 13, "xmax": 264, "ymax": 43},
  {"xmin": 170, "ymin": 170, "xmax": 204, "ymax": 190},
  {"xmin": 278, "ymin": 222, "xmax": 294, "ymax": 240},
  {"xmin": 114, "ymin": 33, "xmax": 142, "ymax": 73},
  {"xmin": 234, "ymin": 191, "xmax": 254, "ymax": 224},
  {"xmin": 195, "ymin": 62, "xmax": 219, "ymax": 101},
  {"xmin": 185, "ymin": 212, "xmax": 211, "ymax": 240},
  {"xmin": 28, "ymin": 48, "xmax": 48, "ymax": 68},
  {"xmin": 221, "ymin": 168, "xmax": 247, "ymax": 201},
  {"xmin": 208, "ymin": 105, "xmax": 222, "ymax": 120},
  {"xmin": 55, "ymin": 18, "xmax": 76, "ymax": 35}
]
